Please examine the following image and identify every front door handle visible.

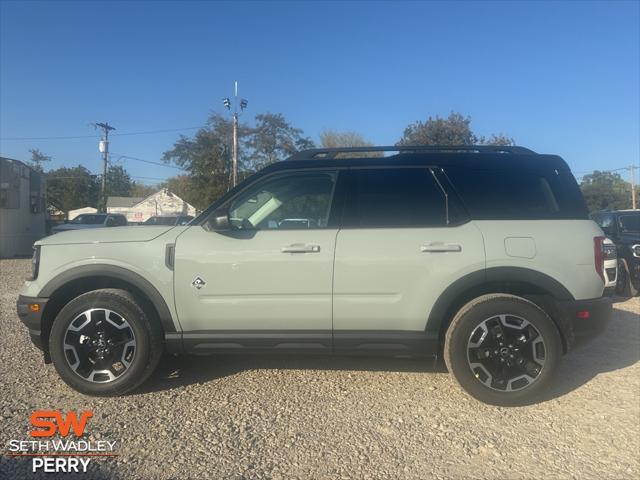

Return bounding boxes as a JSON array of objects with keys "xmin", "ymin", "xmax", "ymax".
[
  {"xmin": 281, "ymin": 243, "xmax": 321, "ymax": 253},
  {"xmin": 421, "ymin": 243, "xmax": 462, "ymax": 253}
]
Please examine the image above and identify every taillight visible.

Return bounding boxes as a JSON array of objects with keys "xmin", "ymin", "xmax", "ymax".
[{"xmin": 594, "ymin": 236, "xmax": 605, "ymax": 282}]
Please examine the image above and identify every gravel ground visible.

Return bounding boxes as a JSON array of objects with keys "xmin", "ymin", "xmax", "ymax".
[{"xmin": 1, "ymin": 258, "xmax": 639, "ymax": 480}]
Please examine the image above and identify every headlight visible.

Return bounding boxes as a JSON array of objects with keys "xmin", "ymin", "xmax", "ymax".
[
  {"xmin": 30, "ymin": 245, "xmax": 41, "ymax": 280},
  {"xmin": 602, "ymin": 239, "xmax": 617, "ymax": 260}
]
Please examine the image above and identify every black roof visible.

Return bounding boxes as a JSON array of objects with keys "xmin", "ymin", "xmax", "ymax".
[{"xmin": 260, "ymin": 145, "xmax": 569, "ymax": 174}]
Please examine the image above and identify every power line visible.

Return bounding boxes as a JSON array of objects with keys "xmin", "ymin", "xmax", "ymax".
[
  {"xmin": 573, "ymin": 166, "xmax": 630, "ymax": 175},
  {"xmin": 111, "ymin": 153, "xmax": 186, "ymax": 170},
  {"xmin": 0, "ymin": 126, "xmax": 202, "ymax": 141},
  {"xmin": 112, "ymin": 127, "xmax": 200, "ymax": 137},
  {"xmin": 47, "ymin": 174, "xmax": 172, "ymax": 182}
]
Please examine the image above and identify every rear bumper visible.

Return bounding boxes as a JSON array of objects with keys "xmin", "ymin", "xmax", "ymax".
[
  {"xmin": 16, "ymin": 294, "xmax": 48, "ymax": 351},
  {"xmin": 557, "ymin": 296, "xmax": 612, "ymax": 348}
]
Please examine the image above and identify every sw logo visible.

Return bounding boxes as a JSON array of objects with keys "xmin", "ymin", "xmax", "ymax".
[
  {"xmin": 25, "ymin": 410, "xmax": 97, "ymax": 473},
  {"xmin": 30, "ymin": 410, "xmax": 93, "ymax": 437}
]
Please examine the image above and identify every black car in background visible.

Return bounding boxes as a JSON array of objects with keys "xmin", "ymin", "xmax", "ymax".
[{"xmin": 592, "ymin": 210, "xmax": 640, "ymax": 296}]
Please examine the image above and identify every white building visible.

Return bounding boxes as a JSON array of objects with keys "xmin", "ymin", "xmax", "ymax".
[
  {"xmin": 106, "ymin": 189, "xmax": 196, "ymax": 223},
  {"xmin": 0, "ymin": 157, "xmax": 47, "ymax": 258}
]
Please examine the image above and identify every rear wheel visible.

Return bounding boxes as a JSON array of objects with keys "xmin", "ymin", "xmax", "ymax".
[
  {"xmin": 49, "ymin": 289, "xmax": 162, "ymax": 396},
  {"xmin": 444, "ymin": 294, "xmax": 562, "ymax": 406}
]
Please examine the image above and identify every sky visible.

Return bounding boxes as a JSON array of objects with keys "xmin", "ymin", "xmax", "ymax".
[{"xmin": 1, "ymin": 0, "xmax": 639, "ymax": 185}]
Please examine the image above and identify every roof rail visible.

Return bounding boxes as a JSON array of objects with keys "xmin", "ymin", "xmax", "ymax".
[{"xmin": 287, "ymin": 145, "xmax": 536, "ymax": 161}]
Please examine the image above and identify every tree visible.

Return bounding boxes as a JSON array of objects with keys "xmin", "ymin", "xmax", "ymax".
[
  {"xmin": 397, "ymin": 112, "xmax": 514, "ymax": 146},
  {"xmin": 245, "ymin": 113, "xmax": 315, "ymax": 168},
  {"xmin": 130, "ymin": 182, "xmax": 157, "ymax": 198},
  {"xmin": 105, "ymin": 165, "xmax": 133, "ymax": 197},
  {"xmin": 163, "ymin": 111, "xmax": 314, "ymax": 208},
  {"xmin": 28, "ymin": 149, "xmax": 51, "ymax": 173},
  {"xmin": 163, "ymin": 113, "xmax": 241, "ymax": 208},
  {"xmin": 580, "ymin": 170, "xmax": 637, "ymax": 212},
  {"xmin": 477, "ymin": 133, "xmax": 515, "ymax": 146},
  {"xmin": 319, "ymin": 129, "xmax": 382, "ymax": 157},
  {"xmin": 46, "ymin": 166, "xmax": 100, "ymax": 212}
]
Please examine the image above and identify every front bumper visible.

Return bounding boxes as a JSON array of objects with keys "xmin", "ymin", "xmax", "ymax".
[
  {"xmin": 557, "ymin": 296, "xmax": 612, "ymax": 348},
  {"xmin": 16, "ymin": 294, "xmax": 48, "ymax": 351}
]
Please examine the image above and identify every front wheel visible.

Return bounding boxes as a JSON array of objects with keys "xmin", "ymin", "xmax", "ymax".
[
  {"xmin": 49, "ymin": 289, "xmax": 162, "ymax": 396},
  {"xmin": 444, "ymin": 294, "xmax": 562, "ymax": 406}
]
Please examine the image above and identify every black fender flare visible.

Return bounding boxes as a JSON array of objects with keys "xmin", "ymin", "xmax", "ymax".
[
  {"xmin": 426, "ymin": 266, "xmax": 574, "ymax": 337},
  {"xmin": 39, "ymin": 264, "xmax": 177, "ymax": 333}
]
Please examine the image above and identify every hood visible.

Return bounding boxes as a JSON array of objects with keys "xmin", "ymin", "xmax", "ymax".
[
  {"xmin": 51, "ymin": 224, "xmax": 102, "ymax": 232},
  {"xmin": 37, "ymin": 226, "xmax": 182, "ymax": 246}
]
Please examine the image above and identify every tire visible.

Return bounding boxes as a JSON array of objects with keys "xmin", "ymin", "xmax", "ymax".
[
  {"xmin": 49, "ymin": 289, "xmax": 163, "ymax": 396},
  {"xmin": 444, "ymin": 294, "xmax": 562, "ymax": 406},
  {"xmin": 615, "ymin": 259, "xmax": 639, "ymax": 297}
]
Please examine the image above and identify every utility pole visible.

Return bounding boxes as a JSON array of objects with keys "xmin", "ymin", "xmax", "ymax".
[
  {"xmin": 630, "ymin": 164, "xmax": 637, "ymax": 210},
  {"xmin": 95, "ymin": 122, "xmax": 116, "ymax": 211},
  {"xmin": 223, "ymin": 81, "xmax": 248, "ymax": 188},
  {"xmin": 232, "ymin": 89, "xmax": 238, "ymax": 188}
]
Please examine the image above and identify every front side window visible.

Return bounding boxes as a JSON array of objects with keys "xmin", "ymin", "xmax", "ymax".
[
  {"xmin": 228, "ymin": 171, "xmax": 337, "ymax": 229},
  {"xmin": 344, "ymin": 168, "xmax": 447, "ymax": 227},
  {"xmin": 619, "ymin": 214, "xmax": 640, "ymax": 233}
]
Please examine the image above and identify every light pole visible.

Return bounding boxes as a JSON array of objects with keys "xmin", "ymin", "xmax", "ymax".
[{"xmin": 223, "ymin": 81, "xmax": 248, "ymax": 187}]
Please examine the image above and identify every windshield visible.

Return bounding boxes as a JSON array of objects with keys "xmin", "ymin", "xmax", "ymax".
[
  {"xmin": 70, "ymin": 214, "xmax": 107, "ymax": 225},
  {"xmin": 618, "ymin": 214, "xmax": 640, "ymax": 233}
]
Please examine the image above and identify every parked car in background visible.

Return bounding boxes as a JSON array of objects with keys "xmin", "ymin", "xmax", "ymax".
[
  {"xmin": 51, "ymin": 214, "xmax": 128, "ymax": 234},
  {"xmin": 142, "ymin": 215, "xmax": 194, "ymax": 226},
  {"xmin": 591, "ymin": 210, "xmax": 640, "ymax": 296}
]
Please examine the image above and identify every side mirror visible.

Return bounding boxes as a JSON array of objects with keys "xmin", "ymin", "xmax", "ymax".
[{"xmin": 209, "ymin": 207, "xmax": 230, "ymax": 230}]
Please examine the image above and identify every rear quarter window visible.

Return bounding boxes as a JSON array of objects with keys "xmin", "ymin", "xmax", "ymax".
[{"xmin": 444, "ymin": 167, "xmax": 589, "ymax": 220}]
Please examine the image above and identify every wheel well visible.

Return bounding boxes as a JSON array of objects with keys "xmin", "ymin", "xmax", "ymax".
[
  {"xmin": 437, "ymin": 280, "xmax": 568, "ymax": 353},
  {"xmin": 41, "ymin": 276, "xmax": 163, "ymax": 353}
]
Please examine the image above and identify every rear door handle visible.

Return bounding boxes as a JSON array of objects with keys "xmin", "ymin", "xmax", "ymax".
[
  {"xmin": 421, "ymin": 243, "xmax": 462, "ymax": 253},
  {"xmin": 281, "ymin": 243, "xmax": 321, "ymax": 253}
]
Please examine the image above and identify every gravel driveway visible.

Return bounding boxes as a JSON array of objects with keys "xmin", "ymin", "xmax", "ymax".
[{"xmin": 1, "ymin": 258, "xmax": 638, "ymax": 480}]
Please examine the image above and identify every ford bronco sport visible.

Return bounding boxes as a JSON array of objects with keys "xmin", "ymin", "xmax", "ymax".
[{"xmin": 17, "ymin": 146, "xmax": 612, "ymax": 405}]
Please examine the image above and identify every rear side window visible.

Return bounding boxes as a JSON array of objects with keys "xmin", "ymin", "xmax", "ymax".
[
  {"xmin": 445, "ymin": 167, "xmax": 589, "ymax": 220},
  {"xmin": 344, "ymin": 168, "xmax": 447, "ymax": 227}
]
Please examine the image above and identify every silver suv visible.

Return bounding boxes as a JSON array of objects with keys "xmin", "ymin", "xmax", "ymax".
[{"xmin": 17, "ymin": 146, "xmax": 612, "ymax": 405}]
